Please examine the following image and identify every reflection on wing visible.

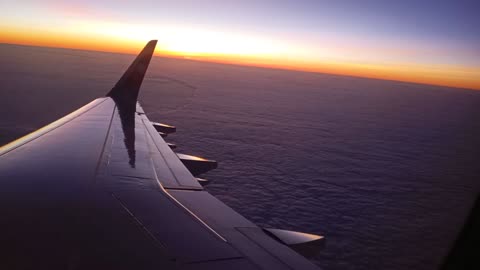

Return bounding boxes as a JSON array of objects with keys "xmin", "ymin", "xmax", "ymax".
[
  {"xmin": 116, "ymin": 96, "xmax": 136, "ymax": 167},
  {"xmin": 108, "ymin": 40, "xmax": 158, "ymax": 169}
]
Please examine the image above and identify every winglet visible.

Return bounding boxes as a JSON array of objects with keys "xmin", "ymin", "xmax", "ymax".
[{"xmin": 106, "ymin": 40, "xmax": 157, "ymax": 102}]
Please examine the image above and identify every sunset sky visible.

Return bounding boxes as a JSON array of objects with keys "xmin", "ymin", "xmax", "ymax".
[{"xmin": 1, "ymin": 0, "xmax": 479, "ymax": 89}]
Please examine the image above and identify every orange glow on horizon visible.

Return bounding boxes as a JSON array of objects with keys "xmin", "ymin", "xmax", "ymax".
[{"xmin": 1, "ymin": 26, "xmax": 479, "ymax": 91}]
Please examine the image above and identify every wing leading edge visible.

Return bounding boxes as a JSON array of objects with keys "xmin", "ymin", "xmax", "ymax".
[{"xmin": 0, "ymin": 40, "xmax": 323, "ymax": 270}]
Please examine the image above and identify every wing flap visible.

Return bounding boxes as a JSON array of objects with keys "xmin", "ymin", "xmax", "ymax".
[
  {"xmin": 169, "ymin": 190, "xmax": 320, "ymax": 270},
  {"xmin": 140, "ymin": 111, "xmax": 203, "ymax": 189}
]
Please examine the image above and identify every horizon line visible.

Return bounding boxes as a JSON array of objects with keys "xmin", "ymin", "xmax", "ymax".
[{"xmin": 1, "ymin": 41, "xmax": 479, "ymax": 92}]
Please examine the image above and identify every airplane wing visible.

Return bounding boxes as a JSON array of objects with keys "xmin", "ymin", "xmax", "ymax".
[{"xmin": 0, "ymin": 40, "xmax": 323, "ymax": 270}]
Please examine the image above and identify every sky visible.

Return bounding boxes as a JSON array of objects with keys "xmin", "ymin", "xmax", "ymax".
[{"xmin": 1, "ymin": 0, "xmax": 480, "ymax": 89}]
